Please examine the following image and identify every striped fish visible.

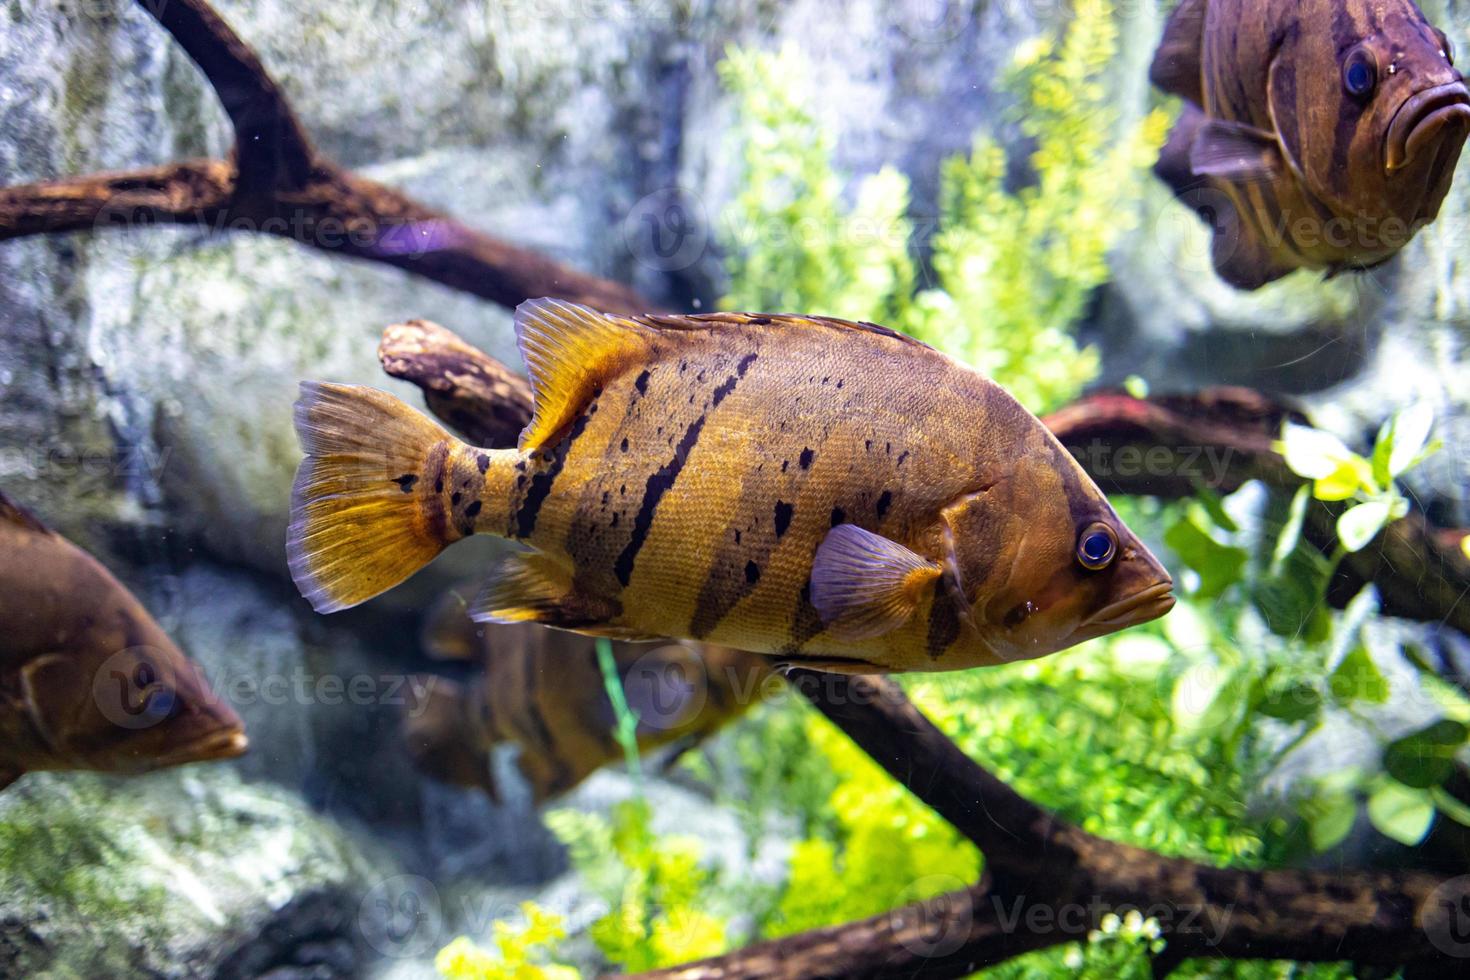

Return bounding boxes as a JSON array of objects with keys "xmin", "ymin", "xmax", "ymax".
[
  {"xmin": 287, "ymin": 300, "xmax": 1173, "ymax": 673},
  {"xmin": 1151, "ymin": 0, "xmax": 1470, "ymax": 289},
  {"xmin": 0, "ymin": 490, "xmax": 247, "ymax": 791},
  {"xmin": 403, "ymin": 603, "xmax": 773, "ymax": 802}
]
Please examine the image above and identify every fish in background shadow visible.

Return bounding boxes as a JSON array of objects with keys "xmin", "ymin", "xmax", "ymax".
[
  {"xmin": 288, "ymin": 299, "xmax": 1173, "ymax": 673},
  {"xmin": 1150, "ymin": 0, "xmax": 1470, "ymax": 289},
  {"xmin": 402, "ymin": 592, "xmax": 775, "ymax": 803},
  {"xmin": 0, "ymin": 490, "xmax": 248, "ymax": 791}
]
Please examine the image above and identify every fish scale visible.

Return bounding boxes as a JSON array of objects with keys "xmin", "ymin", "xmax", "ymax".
[{"xmin": 288, "ymin": 299, "xmax": 1175, "ymax": 674}]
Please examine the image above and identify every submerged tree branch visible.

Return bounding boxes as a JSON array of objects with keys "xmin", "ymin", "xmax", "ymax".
[
  {"xmin": 0, "ymin": 0, "xmax": 647, "ymax": 313},
  {"xmin": 626, "ymin": 673, "xmax": 1467, "ymax": 979}
]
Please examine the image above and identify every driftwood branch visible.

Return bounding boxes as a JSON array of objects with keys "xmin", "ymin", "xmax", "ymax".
[
  {"xmin": 380, "ymin": 323, "xmax": 1470, "ymax": 978},
  {"xmin": 628, "ymin": 673, "xmax": 1467, "ymax": 978},
  {"xmin": 0, "ymin": 0, "xmax": 647, "ymax": 313}
]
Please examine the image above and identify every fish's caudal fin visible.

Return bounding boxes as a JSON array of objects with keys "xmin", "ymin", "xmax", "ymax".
[{"xmin": 288, "ymin": 382, "xmax": 511, "ymax": 614}]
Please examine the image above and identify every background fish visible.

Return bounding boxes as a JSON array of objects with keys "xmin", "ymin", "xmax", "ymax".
[
  {"xmin": 0, "ymin": 491, "xmax": 247, "ymax": 791},
  {"xmin": 1150, "ymin": 0, "xmax": 1470, "ymax": 289},
  {"xmin": 288, "ymin": 299, "xmax": 1173, "ymax": 673},
  {"xmin": 403, "ymin": 596, "xmax": 774, "ymax": 802}
]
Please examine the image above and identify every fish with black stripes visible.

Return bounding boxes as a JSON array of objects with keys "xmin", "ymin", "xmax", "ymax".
[
  {"xmin": 286, "ymin": 299, "xmax": 1174, "ymax": 673},
  {"xmin": 0, "ymin": 490, "xmax": 248, "ymax": 791},
  {"xmin": 403, "ymin": 600, "xmax": 774, "ymax": 802},
  {"xmin": 1150, "ymin": 0, "xmax": 1470, "ymax": 289}
]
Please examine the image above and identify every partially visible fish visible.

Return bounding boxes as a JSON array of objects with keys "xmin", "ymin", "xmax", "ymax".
[
  {"xmin": 403, "ymin": 595, "xmax": 774, "ymax": 802},
  {"xmin": 288, "ymin": 299, "xmax": 1173, "ymax": 673},
  {"xmin": 1150, "ymin": 0, "xmax": 1470, "ymax": 289},
  {"xmin": 0, "ymin": 490, "xmax": 247, "ymax": 790}
]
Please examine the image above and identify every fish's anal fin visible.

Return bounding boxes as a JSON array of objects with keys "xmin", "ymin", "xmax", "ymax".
[
  {"xmin": 515, "ymin": 299, "xmax": 650, "ymax": 452},
  {"xmin": 470, "ymin": 552, "xmax": 647, "ymax": 637},
  {"xmin": 1149, "ymin": 0, "xmax": 1206, "ymax": 104},
  {"xmin": 809, "ymin": 524, "xmax": 941, "ymax": 642},
  {"xmin": 401, "ymin": 675, "xmax": 500, "ymax": 802},
  {"xmin": 1190, "ymin": 119, "xmax": 1285, "ymax": 185},
  {"xmin": 0, "ymin": 490, "xmax": 51, "ymax": 536},
  {"xmin": 1155, "ymin": 103, "xmax": 1209, "ymax": 200}
]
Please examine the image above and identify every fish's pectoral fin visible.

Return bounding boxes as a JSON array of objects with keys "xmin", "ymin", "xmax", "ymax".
[
  {"xmin": 809, "ymin": 524, "xmax": 942, "ymax": 642},
  {"xmin": 401, "ymin": 675, "xmax": 500, "ymax": 802},
  {"xmin": 515, "ymin": 298, "xmax": 652, "ymax": 452},
  {"xmin": 470, "ymin": 552, "xmax": 652, "ymax": 639},
  {"xmin": 1149, "ymin": 0, "xmax": 1206, "ymax": 104},
  {"xmin": 1155, "ymin": 103, "xmax": 1209, "ymax": 200},
  {"xmin": 419, "ymin": 588, "xmax": 483, "ymax": 661},
  {"xmin": 1190, "ymin": 120, "xmax": 1285, "ymax": 185},
  {"xmin": 1208, "ymin": 200, "xmax": 1297, "ymax": 290}
]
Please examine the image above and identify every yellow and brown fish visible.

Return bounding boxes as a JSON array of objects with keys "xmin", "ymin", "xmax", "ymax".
[
  {"xmin": 0, "ymin": 491, "xmax": 248, "ymax": 791},
  {"xmin": 1150, "ymin": 0, "xmax": 1470, "ymax": 289},
  {"xmin": 404, "ymin": 599, "xmax": 773, "ymax": 802},
  {"xmin": 287, "ymin": 300, "xmax": 1173, "ymax": 673}
]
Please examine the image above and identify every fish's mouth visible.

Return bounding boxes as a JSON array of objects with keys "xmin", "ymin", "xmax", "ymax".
[
  {"xmin": 1082, "ymin": 581, "xmax": 1176, "ymax": 632},
  {"xmin": 157, "ymin": 729, "xmax": 250, "ymax": 768},
  {"xmin": 1386, "ymin": 80, "xmax": 1470, "ymax": 173}
]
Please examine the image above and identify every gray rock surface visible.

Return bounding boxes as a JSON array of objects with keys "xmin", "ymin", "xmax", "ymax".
[{"xmin": 3, "ymin": 0, "xmax": 1470, "ymax": 975}]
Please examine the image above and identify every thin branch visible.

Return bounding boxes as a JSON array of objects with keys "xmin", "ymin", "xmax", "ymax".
[
  {"xmin": 0, "ymin": 0, "xmax": 648, "ymax": 314},
  {"xmin": 624, "ymin": 673, "xmax": 1465, "ymax": 979}
]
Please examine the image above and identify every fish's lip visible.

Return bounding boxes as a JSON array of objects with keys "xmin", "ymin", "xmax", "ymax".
[
  {"xmin": 157, "ymin": 729, "xmax": 250, "ymax": 767},
  {"xmin": 1083, "ymin": 581, "xmax": 1176, "ymax": 630},
  {"xmin": 1386, "ymin": 80, "xmax": 1470, "ymax": 173}
]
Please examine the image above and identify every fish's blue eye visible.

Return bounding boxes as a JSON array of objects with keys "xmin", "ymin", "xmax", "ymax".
[
  {"xmin": 1343, "ymin": 53, "xmax": 1377, "ymax": 98},
  {"xmin": 1077, "ymin": 524, "xmax": 1117, "ymax": 571}
]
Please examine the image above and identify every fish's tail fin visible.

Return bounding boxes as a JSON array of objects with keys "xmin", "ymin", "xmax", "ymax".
[
  {"xmin": 289, "ymin": 382, "xmax": 494, "ymax": 613},
  {"xmin": 402, "ymin": 676, "xmax": 500, "ymax": 801}
]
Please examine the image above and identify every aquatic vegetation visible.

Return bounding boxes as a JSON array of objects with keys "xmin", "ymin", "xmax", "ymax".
[
  {"xmin": 546, "ymin": 800, "xmax": 732, "ymax": 972},
  {"xmin": 435, "ymin": 904, "xmax": 583, "ymax": 980},
  {"xmin": 717, "ymin": 0, "xmax": 1170, "ymax": 413}
]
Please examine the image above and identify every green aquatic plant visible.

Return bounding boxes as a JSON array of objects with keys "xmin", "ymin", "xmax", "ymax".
[
  {"xmin": 435, "ymin": 904, "xmax": 582, "ymax": 980},
  {"xmin": 544, "ymin": 799, "xmax": 731, "ymax": 972},
  {"xmin": 717, "ymin": 0, "xmax": 1169, "ymax": 413}
]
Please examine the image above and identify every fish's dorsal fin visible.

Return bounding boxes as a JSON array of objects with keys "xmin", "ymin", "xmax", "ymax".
[
  {"xmin": 809, "ymin": 524, "xmax": 942, "ymax": 642},
  {"xmin": 0, "ymin": 490, "xmax": 52, "ymax": 536},
  {"xmin": 1190, "ymin": 119, "xmax": 1285, "ymax": 184},
  {"xmin": 634, "ymin": 310, "xmax": 934, "ymax": 352},
  {"xmin": 1149, "ymin": 0, "xmax": 1207, "ymax": 104},
  {"xmin": 515, "ymin": 299, "xmax": 653, "ymax": 452}
]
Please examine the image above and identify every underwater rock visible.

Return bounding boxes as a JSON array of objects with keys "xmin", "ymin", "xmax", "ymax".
[{"xmin": 0, "ymin": 768, "xmax": 387, "ymax": 979}]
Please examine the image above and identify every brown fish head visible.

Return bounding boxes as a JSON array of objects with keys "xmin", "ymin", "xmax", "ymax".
[
  {"xmin": 1273, "ymin": 2, "xmax": 1468, "ymax": 241},
  {"xmin": 25, "ymin": 625, "xmax": 247, "ymax": 776},
  {"xmin": 940, "ymin": 438, "xmax": 1173, "ymax": 664}
]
